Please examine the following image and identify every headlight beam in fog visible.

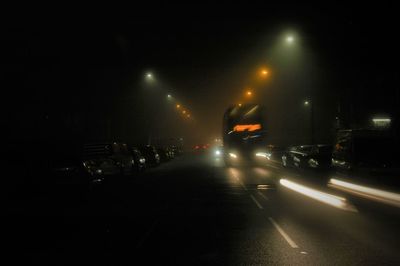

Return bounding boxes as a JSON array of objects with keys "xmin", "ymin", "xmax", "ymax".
[
  {"xmin": 280, "ymin": 179, "xmax": 357, "ymax": 212},
  {"xmin": 329, "ymin": 178, "xmax": 400, "ymax": 208}
]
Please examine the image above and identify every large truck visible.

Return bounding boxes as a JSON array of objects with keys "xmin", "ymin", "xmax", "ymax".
[{"xmin": 222, "ymin": 104, "xmax": 268, "ymax": 166}]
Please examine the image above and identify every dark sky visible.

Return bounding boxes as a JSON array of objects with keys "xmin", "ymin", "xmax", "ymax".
[{"xmin": 2, "ymin": 3, "xmax": 399, "ymax": 145}]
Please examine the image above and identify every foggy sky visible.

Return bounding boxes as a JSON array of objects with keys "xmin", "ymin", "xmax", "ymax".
[{"xmin": 2, "ymin": 3, "xmax": 399, "ymax": 146}]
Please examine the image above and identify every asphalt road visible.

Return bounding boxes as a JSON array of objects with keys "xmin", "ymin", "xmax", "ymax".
[{"xmin": 4, "ymin": 152, "xmax": 400, "ymax": 265}]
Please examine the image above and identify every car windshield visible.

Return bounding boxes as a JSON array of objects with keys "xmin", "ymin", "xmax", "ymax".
[{"xmin": 4, "ymin": 4, "xmax": 400, "ymax": 265}]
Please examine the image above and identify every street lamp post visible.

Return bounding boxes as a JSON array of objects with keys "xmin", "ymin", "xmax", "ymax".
[{"xmin": 304, "ymin": 100, "xmax": 314, "ymax": 144}]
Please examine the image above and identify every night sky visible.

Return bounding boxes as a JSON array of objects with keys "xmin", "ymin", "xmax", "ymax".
[{"xmin": 2, "ymin": 3, "xmax": 399, "ymax": 146}]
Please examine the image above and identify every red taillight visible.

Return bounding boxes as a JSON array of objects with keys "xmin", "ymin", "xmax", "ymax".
[{"xmin": 195, "ymin": 145, "xmax": 199, "ymax": 149}]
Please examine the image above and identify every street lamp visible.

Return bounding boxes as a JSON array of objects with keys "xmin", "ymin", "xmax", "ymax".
[
  {"xmin": 176, "ymin": 104, "xmax": 181, "ymax": 109},
  {"xmin": 260, "ymin": 68, "xmax": 269, "ymax": 77},
  {"xmin": 286, "ymin": 35, "xmax": 294, "ymax": 44},
  {"xmin": 304, "ymin": 100, "xmax": 309, "ymax": 106},
  {"xmin": 246, "ymin": 90, "xmax": 253, "ymax": 97}
]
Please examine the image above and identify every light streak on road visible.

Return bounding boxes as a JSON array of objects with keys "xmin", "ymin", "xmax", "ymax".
[
  {"xmin": 280, "ymin": 179, "xmax": 357, "ymax": 212},
  {"xmin": 329, "ymin": 178, "xmax": 400, "ymax": 208}
]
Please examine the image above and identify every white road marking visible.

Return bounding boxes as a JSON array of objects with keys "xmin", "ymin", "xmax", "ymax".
[
  {"xmin": 239, "ymin": 180, "xmax": 248, "ymax": 191},
  {"xmin": 257, "ymin": 191, "xmax": 269, "ymax": 201},
  {"xmin": 268, "ymin": 217, "xmax": 299, "ymax": 248},
  {"xmin": 136, "ymin": 219, "xmax": 158, "ymax": 248},
  {"xmin": 250, "ymin": 195, "xmax": 264, "ymax": 209}
]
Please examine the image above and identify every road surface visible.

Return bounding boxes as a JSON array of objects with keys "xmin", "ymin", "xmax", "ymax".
[{"xmin": 4, "ymin": 152, "xmax": 400, "ymax": 265}]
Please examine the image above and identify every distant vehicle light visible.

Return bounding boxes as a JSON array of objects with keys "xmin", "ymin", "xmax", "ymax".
[
  {"xmin": 229, "ymin": 153, "xmax": 237, "ymax": 159},
  {"xmin": 215, "ymin": 150, "xmax": 221, "ymax": 156}
]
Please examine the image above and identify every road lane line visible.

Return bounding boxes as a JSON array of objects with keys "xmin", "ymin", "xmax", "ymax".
[
  {"xmin": 257, "ymin": 191, "xmax": 269, "ymax": 201},
  {"xmin": 136, "ymin": 219, "xmax": 159, "ymax": 248},
  {"xmin": 268, "ymin": 217, "xmax": 299, "ymax": 248},
  {"xmin": 250, "ymin": 195, "xmax": 264, "ymax": 209},
  {"xmin": 239, "ymin": 180, "xmax": 248, "ymax": 191}
]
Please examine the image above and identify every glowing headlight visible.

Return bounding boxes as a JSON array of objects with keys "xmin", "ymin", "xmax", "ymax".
[{"xmin": 215, "ymin": 150, "xmax": 221, "ymax": 156}]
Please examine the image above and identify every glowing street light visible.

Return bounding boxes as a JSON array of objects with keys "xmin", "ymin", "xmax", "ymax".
[
  {"xmin": 238, "ymin": 103, "xmax": 242, "ymax": 107},
  {"xmin": 286, "ymin": 35, "xmax": 294, "ymax": 44},
  {"xmin": 304, "ymin": 100, "xmax": 309, "ymax": 106},
  {"xmin": 176, "ymin": 104, "xmax": 181, "ymax": 109},
  {"xmin": 260, "ymin": 69, "xmax": 269, "ymax": 77},
  {"xmin": 246, "ymin": 90, "xmax": 253, "ymax": 97},
  {"xmin": 167, "ymin": 94, "xmax": 172, "ymax": 99},
  {"xmin": 182, "ymin": 110, "xmax": 186, "ymax": 114}
]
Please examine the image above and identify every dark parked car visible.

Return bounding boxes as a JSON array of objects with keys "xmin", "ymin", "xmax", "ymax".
[
  {"xmin": 305, "ymin": 145, "xmax": 333, "ymax": 169},
  {"xmin": 129, "ymin": 147, "xmax": 146, "ymax": 172},
  {"xmin": 139, "ymin": 145, "xmax": 161, "ymax": 166},
  {"xmin": 157, "ymin": 147, "xmax": 171, "ymax": 162},
  {"xmin": 83, "ymin": 142, "xmax": 135, "ymax": 176},
  {"xmin": 281, "ymin": 144, "xmax": 332, "ymax": 169},
  {"xmin": 3, "ymin": 140, "xmax": 105, "ymax": 200},
  {"xmin": 281, "ymin": 145, "xmax": 313, "ymax": 168},
  {"xmin": 265, "ymin": 144, "xmax": 286, "ymax": 161},
  {"xmin": 171, "ymin": 145, "xmax": 183, "ymax": 156},
  {"xmin": 332, "ymin": 130, "xmax": 400, "ymax": 181}
]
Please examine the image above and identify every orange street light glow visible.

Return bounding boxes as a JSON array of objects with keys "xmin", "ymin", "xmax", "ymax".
[
  {"xmin": 182, "ymin": 110, "xmax": 186, "ymax": 114},
  {"xmin": 246, "ymin": 91, "xmax": 252, "ymax": 96},
  {"xmin": 176, "ymin": 104, "xmax": 181, "ymax": 108},
  {"xmin": 261, "ymin": 69, "xmax": 269, "ymax": 76},
  {"xmin": 233, "ymin": 124, "xmax": 261, "ymax": 132}
]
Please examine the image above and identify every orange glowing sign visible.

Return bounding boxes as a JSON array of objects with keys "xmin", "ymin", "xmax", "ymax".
[{"xmin": 233, "ymin": 124, "xmax": 262, "ymax": 132}]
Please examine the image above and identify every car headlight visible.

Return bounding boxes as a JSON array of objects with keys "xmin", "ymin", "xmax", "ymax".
[{"xmin": 215, "ymin": 150, "xmax": 221, "ymax": 156}]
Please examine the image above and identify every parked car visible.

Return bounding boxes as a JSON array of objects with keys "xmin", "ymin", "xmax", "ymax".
[
  {"xmin": 157, "ymin": 147, "xmax": 171, "ymax": 162},
  {"xmin": 332, "ymin": 129, "xmax": 399, "ymax": 172},
  {"xmin": 83, "ymin": 142, "xmax": 135, "ymax": 176},
  {"xmin": 265, "ymin": 144, "xmax": 286, "ymax": 161},
  {"xmin": 50, "ymin": 141, "xmax": 104, "ymax": 188},
  {"xmin": 171, "ymin": 145, "xmax": 183, "ymax": 156},
  {"xmin": 305, "ymin": 145, "xmax": 333, "ymax": 169},
  {"xmin": 139, "ymin": 145, "xmax": 161, "ymax": 166},
  {"xmin": 129, "ymin": 147, "xmax": 146, "ymax": 172},
  {"xmin": 3, "ymin": 140, "xmax": 104, "ymax": 199},
  {"xmin": 166, "ymin": 147, "xmax": 175, "ymax": 159},
  {"xmin": 281, "ymin": 145, "xmax": 313, "ymax": 168}
]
